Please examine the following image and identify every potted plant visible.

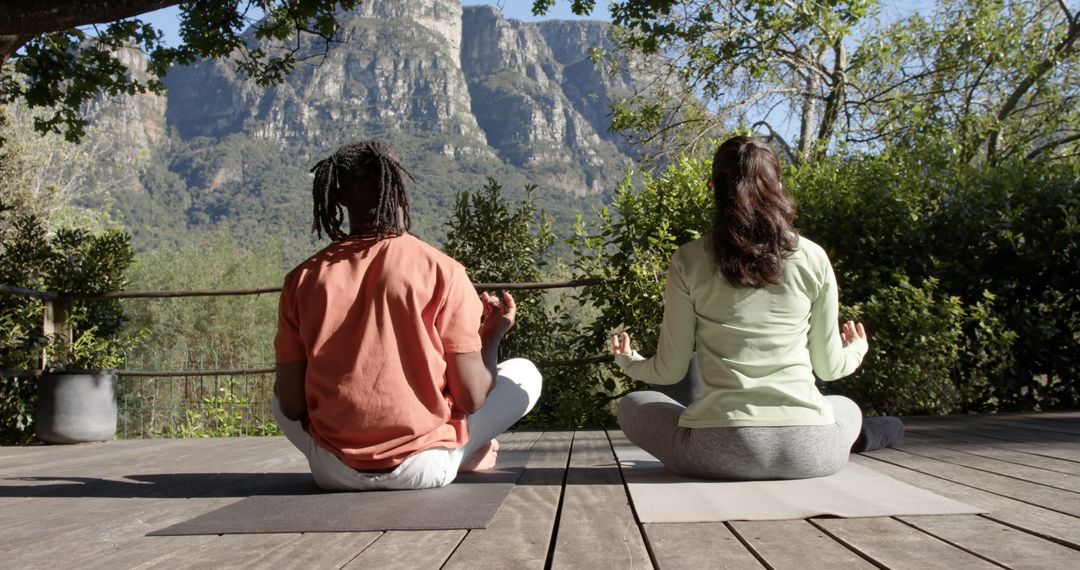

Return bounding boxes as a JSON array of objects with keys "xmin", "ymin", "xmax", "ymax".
[
  {"xmin": 36, "ymin": 323, "xmax": 138, "ymax": 444},
  {"xmin": 1, "ymin": 206, "xmax": 136, "ymax": 445}
]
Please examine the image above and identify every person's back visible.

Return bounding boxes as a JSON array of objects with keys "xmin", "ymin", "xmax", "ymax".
[
  {"xmin": 610, "ymin": 135, "xmax": 897, "ymax": 481},
  {"xmin": 278, "ymin": 234, "xmax": 481, "ymax": 470},
  {"xmin": 273, "ymin": 141, "xmax": 542, "ymax": 491},
  {"xmin": 656, "ymin": 235, "xmax": 861, "ymax": 429}
]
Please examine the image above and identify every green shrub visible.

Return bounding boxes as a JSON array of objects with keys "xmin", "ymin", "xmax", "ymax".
[
  {"xmin": 443, "ymin": 178, "xmax": 618, "ymax": 427},
  {"xmin": 122, "ymin": 234, "xmax": 280, "ymax": 372},
  {"xmin": 567, "ymin": 156, "xmax": 713, "ymax": 424},
  {"xmin": 829, "ymin": 278, "xmax": 1014, "ymax": 415},
  {"xmin": 117, "ymin": 234, "xmax": 282, "ymax": 438},
  {"xmin": 567, "ymin": 145, "xmax": 1067, "ymax": 418},
  {"xmin": 443, "ymin": 178, "xmax": 556, "ymax": 363},
  {"xmin": 0, "ymin": 313, "xmax": 40, "ymax": 440},
  {"xmin": 792, "ymin": 151, "xmax": 1078, "ymax": 413},
  {"xmin": 928, "ymin": 160, "xmax": 1080, "ymax": 410},
  {"xmin": 157, "ymin": 378, "xmax": 280, "ymax": 438},
  {"xmin": 573, "ymin": 156, "xmax": 712, "ymax": 351}
]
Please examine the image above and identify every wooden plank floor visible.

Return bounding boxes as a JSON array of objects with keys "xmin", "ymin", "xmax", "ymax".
[{"xmin": 2, "ymin": 412, "xmax": 1080, "ymax": 569}]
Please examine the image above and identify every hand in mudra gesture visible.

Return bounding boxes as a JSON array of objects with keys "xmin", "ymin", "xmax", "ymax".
[
  {"xmin": 611, "ymin": 331, "xmax": 634, "ymax": 356},
  {"xmin": 479, "ymin": 291, "xmax": 517, "ymax": 340},
  {"xmin": 841, "ymin": 320, "xmax": 868, "ymax": 347}
]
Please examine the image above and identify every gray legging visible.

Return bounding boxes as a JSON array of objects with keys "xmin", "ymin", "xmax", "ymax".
[{"xmin": 617, "ymin": 391, "xmax": 863, "ymax": 480}]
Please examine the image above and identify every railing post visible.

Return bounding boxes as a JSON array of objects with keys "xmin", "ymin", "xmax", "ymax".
[{"xmin": 42, "ymin": 296, "xmax": 72, "ymax": 368}]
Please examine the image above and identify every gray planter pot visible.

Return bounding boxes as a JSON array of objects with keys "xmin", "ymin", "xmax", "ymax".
[{"xmin": 35, "ymin": 371, "xmax": 118, "ymax": 444}]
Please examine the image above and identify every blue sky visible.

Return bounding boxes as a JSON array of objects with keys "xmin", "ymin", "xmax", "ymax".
[
  {"xmin": 139, "ymin": 1, "xmax": 612, "ymax": 47},
  {"xmin": 138, "ymin": 1, "xmax": 935, "ymax": 47}
]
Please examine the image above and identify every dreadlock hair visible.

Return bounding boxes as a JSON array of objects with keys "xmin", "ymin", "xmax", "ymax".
[
  {"xmin": 310, "ymin": 140, "xmax": 415, "ymax": 241},
  {"xmin": 709, "ymin": 135, "xmax": 798, "ymax": 288}
]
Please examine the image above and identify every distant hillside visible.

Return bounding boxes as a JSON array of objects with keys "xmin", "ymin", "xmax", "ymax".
[{"xmin": 75, "ymin": 0, "xmax": 642, "ymax": 265}]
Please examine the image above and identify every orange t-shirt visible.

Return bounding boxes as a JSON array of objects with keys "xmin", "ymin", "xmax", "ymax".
[{"xmin": 274, "ymin": 234, "xmax": 483, "ymax": 470}]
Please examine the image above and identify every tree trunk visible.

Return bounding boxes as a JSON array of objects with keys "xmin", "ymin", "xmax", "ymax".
[
  {"xmin": 814, "ymin": 41, "xmax": 847, "ymax": 162},
  {"xmin": 0, "ymin": 34, "xmax": 33, "ymax": 71},
  {"xmin": 797, "ymin": 50, "xmax": 819, "ymax": 163}
]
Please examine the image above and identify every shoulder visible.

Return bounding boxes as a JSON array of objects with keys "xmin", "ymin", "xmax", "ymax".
[
  {"xmin": 398, "ymin": 234, "xmax": 469, "ymax": 272},
  {"xmin": 789, "ymin": 235, "xmax": 835, "ymax": 288},
  {"xmin": 793, "ymin": 235, "xmax": 830, "ymax": 266},
  {"xmin": 666, "ymin": 238, "xmax": 706, "ymax": 278},
  {"xmin": 281, "ymin": 256, "xmax": 313, "ymax": 289},
  {"xmin": 674, "ymin": 236, "xmax": 711, "ymax": 264},
  {"xmin": 384, "ymin": 235, "xmax": 473, "ymax": 287}
]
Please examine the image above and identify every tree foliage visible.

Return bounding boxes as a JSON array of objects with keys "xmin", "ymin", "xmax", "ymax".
[
  {"xmin": 534, "ymin": 0, "xmax": 1080, "ymax": 165},
  {"xmin": 791, "ymin": 148, "xmax": 1076, "ymax": 413},
  {"xmin": 853, "ymin": 0, "xmax": 1080, "ymax": 164},
  {"xmin": 122, "ymin": 234, "xmax": 281, "ymax": 372},
  {"xmin": 0, "ymin": 0, "xmax": 361, "ymax": 142}
]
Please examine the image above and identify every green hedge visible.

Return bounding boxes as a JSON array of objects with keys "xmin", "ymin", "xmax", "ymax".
[{"xmin": 564, "ymin": 148, "xmax": 1077, "ymax": 417}]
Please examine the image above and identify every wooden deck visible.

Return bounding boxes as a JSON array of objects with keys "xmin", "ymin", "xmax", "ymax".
[{"xmin": 2, "ymin": 412, "xmax": 1080, "ymax": 569}]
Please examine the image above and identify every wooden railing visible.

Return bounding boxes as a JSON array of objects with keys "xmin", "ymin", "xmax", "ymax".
[{"xmin": 0, "ymin": 278, "xmax": 615, "ymax": 376}]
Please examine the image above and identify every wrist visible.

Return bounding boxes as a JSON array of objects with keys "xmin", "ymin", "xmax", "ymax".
[{"xmin": 481, "ymin": 328, "xmax": 504, "ymax": 345}]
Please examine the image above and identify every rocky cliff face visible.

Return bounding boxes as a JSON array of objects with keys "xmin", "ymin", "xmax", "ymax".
[
  {"xmin": 166, "ymin": 0, "xmax": 484, "ymax": 150},
  {"xmin": 161, "ymin": 0, "xmax": 633, "ymax": 194},
  {"xmin": 69, "ymin": 0, "xmax": 644, "ymax": 255}
]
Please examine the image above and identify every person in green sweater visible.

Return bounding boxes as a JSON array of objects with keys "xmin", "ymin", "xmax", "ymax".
[{"xmin": 612, "ymin": 135, "xmax": 902, "ymax": 480}]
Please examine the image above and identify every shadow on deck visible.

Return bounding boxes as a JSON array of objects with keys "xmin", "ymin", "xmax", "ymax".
[{"xmin": 2, "ymin": 412, "xmax": 1080, "ymax": 569}]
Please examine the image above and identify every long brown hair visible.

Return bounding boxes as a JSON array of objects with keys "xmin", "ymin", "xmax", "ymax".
[{"xmin": 709, "ymin": 135, "xmax": 798, "ymax": 287}]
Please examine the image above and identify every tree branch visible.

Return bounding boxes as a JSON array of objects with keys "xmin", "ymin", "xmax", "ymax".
[
  {"xmin": 0, "ymin": 1, "xmax": 182, "ymax": 37},
  {"xmin": 987, "ymin": 7, "xmax": 1080, "ymax": 162},
  {"xmin": 1057, "ymin": 0, "xmax": 1074, "ymax": 26},
  {"xmin": 752, "ymin": 120, "xmax": 797, "ymax": 164},
  {"xmin": 1026, "ymin": 132, "xmax": 1080, "ymax": 160}
]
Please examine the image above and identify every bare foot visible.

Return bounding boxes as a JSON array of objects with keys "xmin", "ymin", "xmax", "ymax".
[{"xmin": 460, "ymin": 439, "xmax": 500, "ymax": 472}]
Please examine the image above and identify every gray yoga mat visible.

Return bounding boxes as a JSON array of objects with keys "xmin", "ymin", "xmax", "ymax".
[
  {"xmin": 150, "ymin": 450, "xmax": 530, "ymax": 535},
  {"xmin": 615, "ymin": 445, "xmax": 984, "ymax": 522}
]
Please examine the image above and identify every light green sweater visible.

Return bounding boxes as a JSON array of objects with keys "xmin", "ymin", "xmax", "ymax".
[{"xmin": 615, "ymin": 236, "xmax": 867, "ymax": 428}]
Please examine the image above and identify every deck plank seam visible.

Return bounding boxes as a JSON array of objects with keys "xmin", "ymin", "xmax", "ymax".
[
  {"xmin": 542, "ymin": 430, "xmax": 574, "ymax": 570},
  {"xmin": 804, "ymin": 518, "xmax": 889, "ymax": 570},
  {"xmin": 722, "ymin": 522, "xmax": 775, "ymax": 570},
  {"xmin": 977, "ymin": 420, "xmax": 1080, "ymax": 438},
  {"xmin": 890, "ymin": 445, "xmax": 1080, "ymax": 495},
  {"xmin": 914, "ymin": 427, "xmax": 1080, "ymax": 460},
  {"xmin": 891, "ymin": 516, "xmax": 1013, "ymax": 569},
  {"xmin": 602, "ymin": 430, "xmax": 660, "ymax": 570},
  {"xmin": 336, "ymin": 533, "xmax": 383, "ymax": 570},
  {"xmin": 902, "ymin": 431, "xmax": 1080, "ymax": 466},
  {"xmin": 902, "ymin": 432, "xmax": 1080, "ymax": 475},
  {"xmin": 437, "ymin": 431, "xmax": 549, "ymax": 569},
  {"xmin": 858, "ymin": 453, "xmax": 1080, "ymax": 520},
  {"xmin": 438, "ymin": 531, "xmax": 472, "ymax": 566},
  {"xmin": 975, "ymin": 512, "xmax": 1080, "ymax": 552}
]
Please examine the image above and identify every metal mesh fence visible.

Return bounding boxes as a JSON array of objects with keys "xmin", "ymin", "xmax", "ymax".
[{"xmin": 116, "ymin": 373, "xmax": 279, "ymax": 438}]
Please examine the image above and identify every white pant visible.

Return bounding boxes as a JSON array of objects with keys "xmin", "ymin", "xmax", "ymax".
[{"xmin": 273, "ymin": 358, "xmax": 543, "ymax": 491}]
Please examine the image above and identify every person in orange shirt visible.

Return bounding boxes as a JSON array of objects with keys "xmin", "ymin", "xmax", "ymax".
[{"xmin": 273, "ymin": 141, "xmax": 542, "ymax": 491}]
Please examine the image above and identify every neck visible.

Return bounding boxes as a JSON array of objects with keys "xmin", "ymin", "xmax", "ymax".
[{"xmin": 347, "ymin": 207, "xmax": 407, "ymax": 237}]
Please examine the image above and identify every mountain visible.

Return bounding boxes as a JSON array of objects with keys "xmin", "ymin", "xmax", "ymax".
[{"xmin": 80, "ymin": 0, "xmax": 642, "ymax": 263}]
